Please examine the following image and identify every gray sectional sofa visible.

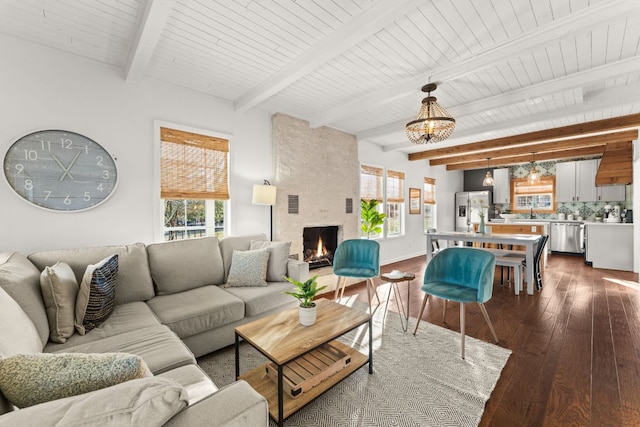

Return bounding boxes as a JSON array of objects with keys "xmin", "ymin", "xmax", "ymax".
[{"xmin": 0, "ymin": 233, "xmax": 308, "ymax": 426}]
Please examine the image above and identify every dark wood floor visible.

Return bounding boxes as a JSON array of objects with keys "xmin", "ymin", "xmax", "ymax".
[{"xmin": 319, "ymin": 253, "xmax": 640, "ymax": 426}]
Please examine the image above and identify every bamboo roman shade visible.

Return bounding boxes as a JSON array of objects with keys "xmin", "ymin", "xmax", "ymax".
[
  {"xmin": 424, "ymin": 177, "xmax": 436, "ymax": 204},
  {"xmin": 386, "ymin": 170, "xmax": 405, "ymax": 203},
  {"xmin": 160, "ymin": 127, "xmax": 229, "ymax": 200},
  {"xmin": 360, "ymin": 165, "xmax": 384, "ymax": 202}
]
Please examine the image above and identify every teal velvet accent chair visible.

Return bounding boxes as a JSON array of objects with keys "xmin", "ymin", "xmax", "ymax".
[
  {"xmin": 333, "ymin": 239, "xmax": 380, "ymax": 312},
  {"xmin": 413, "ymin": 247, "xmax": 499, "ymax": 359}
]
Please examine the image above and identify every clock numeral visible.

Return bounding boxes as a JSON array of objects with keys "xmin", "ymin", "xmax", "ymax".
[
  {"xmin": 63, "ymin": 196, "xmax": 71, "ymax": 205},
  {"xmin": 96, "ymin": 156, "xmax": 104, "ymax": 166},
  {"xmin": 15, "ymin": 164, "xmax": 24, "ymax": 174},
  {"xmin": 23, "ymin": 150, "xmax": 37, "ymax": 160},
  {"xmin": 44, "ymin": 191, "xmax": 51, "ymax": 200},
  {"xmin": 84, "ymin": 145, "xmax": 89, "ymax": 155},
  {"xmin": 40, "ymin": 140, "xmax": 51, "ymax": 151},
  {"xmin": 60, "ymin": 138, "xmax": 73, "ymax": 149},
  {"xmin": 24, "ymin": 179, "xmax": 33, "ymax": 191},
  {"xmin": 83, "ymin": 192, "xmax": 91, "ymax": 201},
  {"xmin": 102, "ymin": 170, "xmax": 110, "ymax": 180},
  {"xmin": 97, "ymin": 183, "xmax": 104, "ymax": 192}
]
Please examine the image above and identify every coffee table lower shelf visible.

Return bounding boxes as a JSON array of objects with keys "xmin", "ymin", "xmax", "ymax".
[{"xmin": 238, "ymin": 340, "xmax": 368, "ymax": 422}]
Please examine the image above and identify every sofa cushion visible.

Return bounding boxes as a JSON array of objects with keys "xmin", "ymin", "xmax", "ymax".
[
  {"xmin": 219, "ymin": 233, "xmax": 266, "ymax": 282},
  {"xmin": 147, "ymin": 237, "xmax": 225, "ymax": 295},
  {"xmin": 223, "ymin": 281, "xmax": 298, "ymax": 317},
  {"xmin": 39, "ymin": 261, "xmax": 79, "ymax": 343},
  {"xmin": 0, "ymin": 352, "xmax": 152, "ymax": 408},
  {"xmin": 250, "ymin": 240, "xmax": 291, "ymax": 282},
  {"xmin": 225, "ymin": 248, "xmax": 270, "ymax": 288},
  {"xmin": 146, "ymin": 285, "xmax": 245, "ymax": 338},
  {"xmin": 0, "ymin": 376, "xmax": 187, "ymax": 427},
  {"xmin": 45, "ymin": 302, "xmax": 161, "ymax": 353},
  {"xmin": 28, "ymin": 243, "xmax": 154, "ymax": 305},
  {"xmin": 56, "ymin": 325, "xmax": 196, "ymax": 374},
  {"xmin": 0, "ymin": 252, "xmax": 49, "ymax": 346},
  {"xmin": 75, "ymin": 254, "xmax": 119, "ymax": 335},
  {"xmin": 0, "ymin": 286, "xmax": 42, "ymax": 357}
]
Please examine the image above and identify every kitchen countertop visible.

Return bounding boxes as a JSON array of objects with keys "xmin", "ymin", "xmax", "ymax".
[{"xmin": 584, "ymin": 222, "xmax": 632, "ymax": 226}]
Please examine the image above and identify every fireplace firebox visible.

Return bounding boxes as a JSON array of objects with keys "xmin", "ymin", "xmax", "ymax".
[{"xmin": 303, "ymin": 226, "xmax": 339, "ymax": 270}]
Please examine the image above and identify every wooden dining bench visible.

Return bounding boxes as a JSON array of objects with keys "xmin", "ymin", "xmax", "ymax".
[{"xmin": 494, "ymin": 255, "xmax": 524, "ymax": 295}]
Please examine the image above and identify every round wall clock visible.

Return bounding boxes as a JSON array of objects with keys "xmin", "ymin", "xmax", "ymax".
[{"xmin": 3, "ymin": 130, "xmax": 118, "ymax": 211}]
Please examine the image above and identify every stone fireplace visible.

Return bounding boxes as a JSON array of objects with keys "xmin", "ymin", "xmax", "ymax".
[{"xmin": 271, "ymin": 114, "xmax": 359, "ymax": 288}]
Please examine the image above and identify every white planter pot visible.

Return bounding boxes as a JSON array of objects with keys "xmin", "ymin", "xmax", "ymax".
[{"xmin": 298, "ymin": 304, "xmax": 317, "ymax": 326}]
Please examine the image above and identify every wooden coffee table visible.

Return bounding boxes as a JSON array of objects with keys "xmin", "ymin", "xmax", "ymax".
[{"xmin": 234, "ymin": 298, "xmax": 373, "ymax": 426}]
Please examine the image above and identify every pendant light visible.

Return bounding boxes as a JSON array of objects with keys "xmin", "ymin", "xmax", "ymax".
[
  {"xmin": 527, "ymin": 153, "xmax": 540, "ymax": 185},
  {"xmin": 405, "ymin": 83, "xmax": 456, "ymax": 144},
  {"xmin": 482, "ymin": 158, "xmax": 494, "ymax": 186}
]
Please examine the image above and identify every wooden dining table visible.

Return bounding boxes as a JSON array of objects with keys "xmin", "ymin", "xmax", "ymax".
[{"xmin": 425, "ymin": 231, "xmax": 543, "ymax": 295}]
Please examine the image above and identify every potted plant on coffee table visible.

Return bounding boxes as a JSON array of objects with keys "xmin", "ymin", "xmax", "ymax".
[{"xmin": 284, "ymin": 275, "xmax": 327, "ymax": 326}]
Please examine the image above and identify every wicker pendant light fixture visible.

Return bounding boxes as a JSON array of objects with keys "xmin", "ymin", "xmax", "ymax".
[{"xmin": 406, "ymin": 83, "xmax": 456, "ymax": 144}]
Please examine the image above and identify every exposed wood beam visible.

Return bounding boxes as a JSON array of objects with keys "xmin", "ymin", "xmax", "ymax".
[
  {"xmin": 310, "ymin": 0, "xmax": 640, "ymax": 128},
  {"xmin": 596, "ymin": 141, "xmax": 633, "ymax": 185},
  {"xmin": 408, "ymin": 113, "xmax": 640, "ymax": 161},
  {"xmin": 233, "ymin": 0, "xmax": 423, "ymax": 113},
  {"xmin": 124, "ymin": 0, "xmax": 174, "ymax": 82},
  {"xmin": 428, "ymin": 130, "xmax": 638, "ymax": 166},
  {"xmin": 445, "ymin": 145, "xmax": 607, "ymax": 171}
]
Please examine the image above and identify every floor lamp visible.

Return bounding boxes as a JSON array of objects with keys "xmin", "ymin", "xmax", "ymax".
[{"xmin": 252, "ymin": 180, "xmax": 277, "ymax": 241}]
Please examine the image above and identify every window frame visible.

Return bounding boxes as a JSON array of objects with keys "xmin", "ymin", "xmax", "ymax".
[
  {"xmin": 423, "ymin": 177, "xmax": 436, "ymax": 232},
  {"xmin": 510, "ymin": 176, "xmax": 556, "ymax": 213}
]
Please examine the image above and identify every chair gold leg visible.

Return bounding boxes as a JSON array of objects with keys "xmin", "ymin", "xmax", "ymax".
[
  {"xmin": 442, "ymin": 299, "xmax": 448, "ymax": 322},
  {"xmin": 334, "ymin": 277, "xmax": 344, "ymax": 301},
  {"xmin": 460, "ymin": 302, "xmax": 465, "ymax": 359},
  {"xmin": 413, "ymin": 294, "xmax": 430, "ymax": 335},
  {"xmin": 478, "ymin": 303, "xmax": 499, "ymax": 343}
]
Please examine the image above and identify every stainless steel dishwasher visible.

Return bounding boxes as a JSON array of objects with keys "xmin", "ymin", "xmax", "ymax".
[{"xmin": 550, "ymin": 221, "xmax": 584, "ymax": 254}]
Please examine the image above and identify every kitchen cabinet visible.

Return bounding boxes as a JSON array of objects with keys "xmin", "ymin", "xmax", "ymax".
[
  {"xmin": 595, "ymin": 159, "xmax": 626, "ymax": 202},
  {"xmin": 555, "ymin": 159, "xmax": 598, "ymax": 202},
  {"xmin": 585, "ymin": 223, "xmax": 633, "ymax": 271},
  {"xmin": 493, "ymin": 168, "xmax": 510, "ymax": 204}
]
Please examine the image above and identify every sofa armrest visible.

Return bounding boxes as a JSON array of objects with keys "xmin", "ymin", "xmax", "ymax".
[
  {"xmin": 286, "ymin": 258, "xmax": 309, "ymax": 283},
  {"xmin": 164, "ymin": 380, "xmax": 268, "ymax": 427}
]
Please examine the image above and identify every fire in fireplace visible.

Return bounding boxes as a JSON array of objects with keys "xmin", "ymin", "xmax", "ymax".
[{"xmin": 303, "ymin": 226, "xmax": 339, "ymax": 270}]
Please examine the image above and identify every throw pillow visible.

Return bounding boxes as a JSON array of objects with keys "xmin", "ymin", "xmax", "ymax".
[
  {"xmin": 0, "ymin": 286, "xmax": 42, "ymax": 357},
  {"xmin": 75, "ymin": 254, "xmax": 118, "ymax": 335},
  {"xmin": 225, "ymin": 248, "xmax": 269, "ymax": 288},
  {"xmin": 249, "ymin": 240, "xmax": 291, "ymax": 282},
  {"xmin": 0, "ymin": 352, "xmax": 152, "ymax": 408},
  {"xmin": 40, "ymin": 261, "xmax": 79, "ymax": 343}
]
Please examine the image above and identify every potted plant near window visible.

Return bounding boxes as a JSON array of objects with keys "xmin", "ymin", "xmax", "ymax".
[
  {"xmin": 283, "ymin": 275, "xmax": 327, "ymax": 326},
  {"xmin": 361, "ymin": 199, "xmax": 386, "ymax": 239}
]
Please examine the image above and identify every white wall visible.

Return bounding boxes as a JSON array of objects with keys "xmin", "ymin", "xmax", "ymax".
[
  {"xmin": 358, "ymin": 141, "xmax": 463, "ymax": 265},
  {"xmin": 0, "ymin": 35, "xmax": 272, "ymax": 253}
]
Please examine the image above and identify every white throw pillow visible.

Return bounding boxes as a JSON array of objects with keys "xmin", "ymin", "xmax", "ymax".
[
  {"xmin": 40, "ymin": 261, "xmax": 79, "ymax": 343},
  {"xmin": 250, "ymin": 240, "xmax": 291, "ymax": 282},
  {"xmin": 0, "ymin": 286, "xmax": 42, "ymax": 357},
  {"xmin": 225, "ymin": 248, "xmax": 270, "ymax": 287}
]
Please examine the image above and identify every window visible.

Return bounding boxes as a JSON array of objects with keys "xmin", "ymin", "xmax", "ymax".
[
  {"xmin": 160, "ymin": 126, "xmax": 229, "ymax": 240},
  {"xmin": 510, "ymin": 176, "xmax": 556, "ymax": 213},
  {"xmin": 386, "ymin": 170, "xmax": 405, "ymax": 237},
  {"xmin": 423, "ymin": 177, "xmax": 436, "ymax": 231},
  {"xmin": 360, "ymin": 165, "xmax": 384, "ymax": 239}
]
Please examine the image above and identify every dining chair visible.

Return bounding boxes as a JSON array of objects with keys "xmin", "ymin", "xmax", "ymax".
[
  {"xmin": 426, "ymin": 228, "xmax": 442, "ymax": 255},
  {"xmin": 413, "ymin": 247, "xmax": 499, "ymax": 359},
  {"xmin": 333, "ymin": 239, "xmax": 380, "ymax": 313},
  {"xmin": 504, "ymin": 234, "xmax": 548, "ymax": 291}
]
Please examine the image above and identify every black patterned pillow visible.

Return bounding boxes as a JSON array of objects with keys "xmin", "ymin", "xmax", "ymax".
[{"xmin": 75, "ymin": 254, "xmax": 118, "ymax": 335}]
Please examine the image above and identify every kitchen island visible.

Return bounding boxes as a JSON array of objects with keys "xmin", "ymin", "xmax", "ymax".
[{"xmin": 585, "ymin": 223, "xmax": 634, "ymax": 271}]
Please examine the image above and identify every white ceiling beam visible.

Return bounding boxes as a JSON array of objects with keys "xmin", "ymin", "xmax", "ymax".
[
  {"xmin": 233, "ymin": 0, "xmax": 424, "ymax": 113},
  {"xmin": 380, "ymin": 83, "xmax": 640, "ymax": 153},
  {"xmin": 124, "ymin": 0, "xmax": 175, "ymax": 82},
  {"xmin": 309, "ymin": 0, "xmax": 640, "ymax": 128},
  {"xmin": 359, "ymin": 55, "xmax": 640, "ymax": 147}
]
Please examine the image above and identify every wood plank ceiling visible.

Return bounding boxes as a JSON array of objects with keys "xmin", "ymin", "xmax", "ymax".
[{"xmin": 0, "ymin": 0, "xmax": 639, "ymax": 171}]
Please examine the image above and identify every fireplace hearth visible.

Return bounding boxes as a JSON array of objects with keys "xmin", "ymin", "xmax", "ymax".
[{"xmin": 303, "ymin": 226, "xmax": 339, "ymax": 270}]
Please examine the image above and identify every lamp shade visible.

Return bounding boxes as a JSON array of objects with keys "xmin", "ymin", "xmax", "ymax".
[{"xmin": 252, "ymin": 184, "xmax": 277, "ymax": 205}]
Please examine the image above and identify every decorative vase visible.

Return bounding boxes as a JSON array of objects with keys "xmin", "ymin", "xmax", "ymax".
[
  {"xmin": 478, "ymin": 215, "xmax": 486, "ymax": 234},
  {"xmin": 298, "ymin": 304, "xmax": 317, "ymax": 326}
]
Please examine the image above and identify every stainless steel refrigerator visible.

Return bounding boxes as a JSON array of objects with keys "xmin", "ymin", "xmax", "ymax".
[{"xmin": 455, "ymin": 191, "xmax": 492, "ymax": 232}]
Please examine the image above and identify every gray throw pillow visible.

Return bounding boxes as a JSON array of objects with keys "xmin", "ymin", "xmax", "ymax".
[
  {"xmin": 75, "ymin": 254, "xmax": 118, "ymax": 335},
  {"xmin": 40, "ymin": 261, "xmax": 79, "ymax": 343},
  {"xmin": 225, "ymin": 248, "xmax": 270, "ymax": 288},
  {"xmin": 0, "ymin": 352, "xmax": 152, "ymax": 408},
  {"xmin": 249, "ymin": 240, "xmax": 291, "ymax": 282},
  {"xmin": 0, "ymin": 286, "xmax": 42, "ymax": 357}
]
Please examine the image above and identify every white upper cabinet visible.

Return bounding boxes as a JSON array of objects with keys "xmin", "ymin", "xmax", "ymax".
[
  {"xmin": 555, "ymin": 159, "xmax": 598, "ymax": 202},
  {"xmin": 493, "ymin": 168, "xmax": 510, "ymax": 204},
  {"xmin": 595, "ymin": 159, "xmax": 626, "ymax": 202}
]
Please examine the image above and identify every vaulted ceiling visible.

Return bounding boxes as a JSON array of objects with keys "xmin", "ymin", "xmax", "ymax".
[{"xmin": 1, "ymin": 0, "xmax": 639, "ymax": 169}]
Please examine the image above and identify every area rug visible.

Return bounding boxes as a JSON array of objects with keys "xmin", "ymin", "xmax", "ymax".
[{"xmin": 197, "ymin": 297, "xmax": 511, "ymax": 426}]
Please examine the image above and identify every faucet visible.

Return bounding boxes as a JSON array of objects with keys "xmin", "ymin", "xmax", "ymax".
[{"xmin": 530, "ymin": 206, "xmax": 535, "ymax": 219}]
